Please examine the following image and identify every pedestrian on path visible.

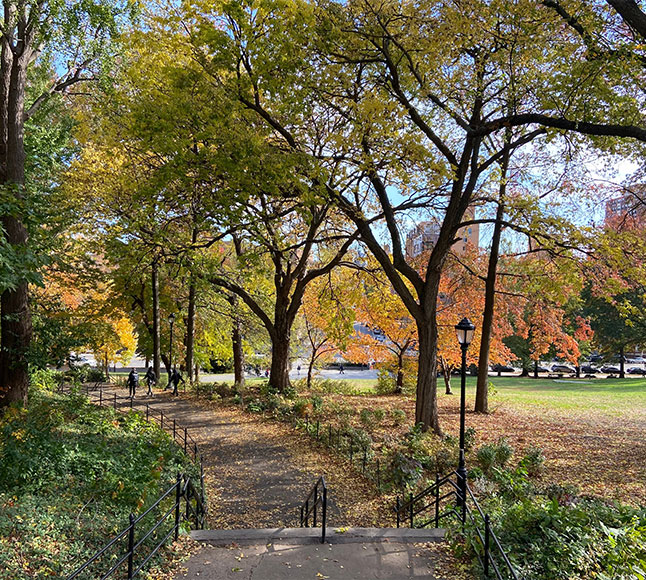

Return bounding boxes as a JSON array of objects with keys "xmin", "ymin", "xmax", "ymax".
[
  {"xmin": 144, "ymin": 366, "xmax": 156, "ymax": 397},
  {"xmin": 297, "ymin": 364, "xmax": 301, "ymax": 375},
  {"xmin": 170, "ymin": 366, "xmax": 185, "ymax": 396},
  {"xmin": 339, "ymin": 364, "xmax": 344, "ymax": 374},
  {"xmin": 127, "ymin": 368, "xmax": 139, "ymax": 398}
]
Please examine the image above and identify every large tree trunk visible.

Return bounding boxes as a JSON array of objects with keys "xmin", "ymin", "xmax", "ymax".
[
  {"xmin": 269, "ymin": 309, "xmax": 292, "ymax": 392},
  {"xmin": 395, "ymin": 352, "xmax": 404, "ymax": 394},
  {"xmin": 475, "ymin": 201, "xmax": 504, "ymax": 413},
  {"xmin": 415, "ymin": 317, "xmax": 441, "ymax": 435},
  {"xmin": 0, "ymin": 51, "xmax": 30, "ymax": 408},
  {"xmin": 185, "ymin": 274, "xmax": 196, "ymax": 382},
  {"xmin": 152, "ymin": 261, "xmax": 161, "ymax": 382},
  {"xmin": 232, "ymin": 313, "xmax": 245, "ymax": 387}
]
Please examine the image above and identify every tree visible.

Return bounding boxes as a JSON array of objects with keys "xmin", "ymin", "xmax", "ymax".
[
  {"xmin": 300, "ymin": 273, "xmax": 356, "ymax": 388},
  {"xmin": 0, "ymin": 0, "xmax": 129, "ymax": 407}
]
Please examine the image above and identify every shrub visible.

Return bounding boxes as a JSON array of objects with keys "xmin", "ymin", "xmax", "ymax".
[
  {"xmin": 0, "ymin": 390, "xmax": 196, "ymax": 579},
  {"xmin": 29, "ymin": 368, "xmax": 62, "ymax": 392},
  {"xmin": 519, "ymin": 446, "xmax": 545, "ymax": 477},
  {"xmin": 390, "ymin": 408, "xmax": 407, "ymax": 426}
]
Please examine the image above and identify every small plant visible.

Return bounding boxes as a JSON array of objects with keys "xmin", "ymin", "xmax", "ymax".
[
  {"xmin": 359, "ymin": 408, "xmax": 372, "ymax": 427},
  {"xmin": 519, "ymin": 445, "xmax": 545, "ymax": 477},
  {"xmin": 390, "ymin": 408, "xmax": 407, "ymax": 426},
  {"xmin": 476, "ymin": 444, "xmax": 497, "ymax": 475},
  {"xmin": 291, "ymin": 398, "xmax": 311, "ymax": 417},
  {"xmin": 495, "ymin": 437, "xmax": 514, "ymax": 467}
]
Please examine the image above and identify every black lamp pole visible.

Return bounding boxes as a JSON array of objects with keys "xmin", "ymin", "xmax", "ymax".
[
  {"xmin": 455, "ymin": 317, "xmax": 475, "ymax": 525},
  {"xmin": 168, "ymin": 313, "xmax": 176, "ymax": 385}
]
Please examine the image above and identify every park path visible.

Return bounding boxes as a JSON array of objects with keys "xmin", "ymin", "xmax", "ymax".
[
  {"xmin": 97, "ymin": 385, "xmax": 466, "ymax": 580},
  {"xmin": 102, "ymin": 384, "xmax": 340, "ymax": 528}
]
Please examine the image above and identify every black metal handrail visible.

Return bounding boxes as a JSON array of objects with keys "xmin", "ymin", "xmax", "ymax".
[
  {"xmin": 59, "ymin": 383, "xmax": 208, "ymax": 579},
  {"xmin": 394, "ymin": 470, "xmax": 521, "ymax": 580},
  {"xmin": 299, "ymin": 476, "xmax": 328, "ymax": 544},
  {"xmin": 66, "ymin": 472, "xmax": 205, "ymax": 580}
]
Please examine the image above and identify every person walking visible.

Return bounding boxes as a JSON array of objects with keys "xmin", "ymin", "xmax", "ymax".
[
  {"xmin": 144, "ymin": 366, "xmax": 156, "ymax": 397},
  {"xmin": 127, "ymin": 368, "xmax": 139, "ymax": 398},
  {"xmin": 339, "ymin": 364, "xmax": 344, "ymax": 374},
  {"xmin": 170, "ymin": 366, "xmax": 185, "ymax": 396}
]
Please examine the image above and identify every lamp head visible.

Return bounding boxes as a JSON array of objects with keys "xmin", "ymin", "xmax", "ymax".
[
  {"xmin": 168, "ymin": 312, "xmax": 176, "ymax": 325},
  {"xmin": 455, "ymin": 317, "xmax": 475, "ymax": 346}
]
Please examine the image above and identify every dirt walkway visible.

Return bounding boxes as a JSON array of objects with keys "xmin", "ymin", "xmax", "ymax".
[{"xmin": 102, "ymin": 385, "xmax": 385, "ymax": 528}]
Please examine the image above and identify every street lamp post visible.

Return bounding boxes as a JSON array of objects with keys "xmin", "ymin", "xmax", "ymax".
[
  {"xmin": 455, "ymin": 317, "xmax": 475, "ymax": 524},
  {"xmin": 168, "ymin": 313, "xmax": 176, "ymax": 386}
]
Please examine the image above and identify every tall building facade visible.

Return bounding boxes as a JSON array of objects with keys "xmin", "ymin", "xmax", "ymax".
[{"xmin": 405, "ymin": 209, "xmax": 479, "ymax": 259}]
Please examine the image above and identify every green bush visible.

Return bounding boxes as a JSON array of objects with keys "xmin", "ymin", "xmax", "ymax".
[
  {"xmin": 519, "ymin": 446, "xmax": 545, "ymax": 477},
  {"xmin": 29, "ymin": 368, "xmax": 63, "ymax": 392},
  {"xmin": 390, "ymin": 408, "xmax": 407, "ymax": 426},
  {"xmin": 0, "ymin": 390, "xmax": 197, "ymax": 579}
]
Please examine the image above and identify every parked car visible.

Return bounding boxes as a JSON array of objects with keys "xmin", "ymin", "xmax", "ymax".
[
  {"xmin": 600, "ymin": 365, "xmax": 620, "ymax": 374},
  {"xmin": 491, "ymin": 363, "xmax": 515, "ymax": 373},
  {"xmin": 535, "ymin": 365, "xmax": 551, "ymax": 373},
  {"xmin": 580, "ymin": 364, "xmax": 598, "ymax": 374},
  {"xmin": 590, "ymin": 354, "xmax": 603, "ymax": 363},
  {"xmin": 632, "ymin": 356, "xmax": 646, "ymax": 363},
  {"xmin": 627, "ymin": 367, "xmax": 646, "ymax": 375},
  {"xmin": 551, "ymin": 364, "xmax": 575, "ymax": 373}
]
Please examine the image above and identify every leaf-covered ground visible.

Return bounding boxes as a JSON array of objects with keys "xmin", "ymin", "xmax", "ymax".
[
  {"xmin": 106, "ymin": 385, "xmax": 468, "ymax": 579},
  {"xmin": 303, "ymin": 376, "xmax": 646, "ymax": 505}
]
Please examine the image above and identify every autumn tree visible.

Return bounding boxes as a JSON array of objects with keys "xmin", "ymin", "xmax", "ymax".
[
  {"xmin": 299, "ymin": 273, "xmax": 356, "ymax": 388},
  {"xmin": 0, "ymin": 0, "xmax": 130, "ymax": 407}
]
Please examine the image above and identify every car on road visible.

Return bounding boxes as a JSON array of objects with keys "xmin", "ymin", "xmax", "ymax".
[
  {"xmin": 580, "ymin": 364, "xmax": 598, "ymax": 374},
  {"xmin": 627, "ymin": 367, "xmax": 646, "ymax": 375},
  {"xmin": 600, "ymin": 365, "xmax": 621, "ymax": 374},
  {"xmin": 551, "ymin": 364, "xmax": 575, "ymax": 373},
  {"xmin": 534, "ymin": 365, "xmax": 551, "ymax": 373},
  {"xmin": 491, "ymin": 363, "xmax": 515, "ymax": 373}
]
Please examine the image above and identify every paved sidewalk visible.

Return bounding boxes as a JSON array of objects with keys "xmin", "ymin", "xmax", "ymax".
[{"xmin": 182, "ymin": 528, "xmax": 446, "ymax": 580}]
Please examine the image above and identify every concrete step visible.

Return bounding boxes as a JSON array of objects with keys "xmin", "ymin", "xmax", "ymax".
[{"xmin": 191, "ymin": 527, "xmax": 446, "ymax": 546}]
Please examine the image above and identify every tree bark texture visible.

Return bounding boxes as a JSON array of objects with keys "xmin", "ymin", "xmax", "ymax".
[
  {"xmin": 185, "ymin": 274, "xmax": 196, "ymax": 382},
  {"xmin": 0, "ymin": 45, "xmax": 30, "ymax": 408},
  {"xmin": 152, "ymin": 261, "xmax": 161, "ymax": 382},
  {"xmin": 232, "ymin": 314, "xmax": 245, "ymax": 387},
  {"xmin": 475, "ymin": 201, "xmax": 505, "ymax": 413}
]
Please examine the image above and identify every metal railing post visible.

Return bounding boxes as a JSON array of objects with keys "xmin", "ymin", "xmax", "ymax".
[
  {"xmin": 321, "ymin": 484, "xmax": 327, "ymax": 544},
  {"xmin": 300, "ymin": 506, "xmax": 304, "ymax": 527},
  {"xmin": 127, "ymin": 513, "xmax": 135, "ymax": 579},
  {"xmin": 434, "ymin": 474, "xmax": 440, "ymax": 528},
  {"xmin": 316, "ymin": 420, "xmax": 320, "ymax": 440},
  {"xmin": 146, "ymin": 404, "xmax": 149, "ymax": 422},
  {"xmin": 396, "ymin": 496, "xmax": 401, "ymax": 528},
  {"xmin": 409, "ymin": 492, "xmax": 414, "ymax": 528},
  {"xmin": 328, "ymin": 424, "xmax": 332, "ymax": 445},
  {"xmin": 99, "ymin": 389, "xmax": 102, "ymax": 406},
  {"xmin": 305, "ymin": 499, "xmax": 309, "ymax": 527},
  {"xmin": 484, "ymin": 514, "xmax": 491, "ymax": 578},
  {"xmin": 313, "ymin": 482, "xmax": 318, "ymax": 528},
  {"xmin": 175, "ymin": 474, "xmax": 182, "ymax": 541}
]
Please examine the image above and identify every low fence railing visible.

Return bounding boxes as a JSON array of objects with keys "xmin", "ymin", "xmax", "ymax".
[
  {"xmin": 299, "ymin": 476, "xmax": 328, "ymax": 544},
  {"xmin": 394, "ymin": 471, "xmax": 521, "ymax": 580},
  {"xmin": 297, "ymin": 416, "xmax": 385, "ymax": 493},
  {"xmin": 59, "ymin": 383, "xmax": 208, "ymax": 579}
]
